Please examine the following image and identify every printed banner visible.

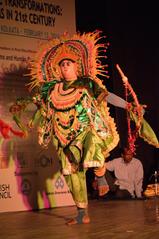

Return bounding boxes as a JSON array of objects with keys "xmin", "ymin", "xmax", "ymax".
[
  {"xmin": 0, "ymin": 0, "xmax": 76, "ymax": 212},
  {"xmin": 0, "ymin": 0, "xmax": 76, "ymax": 72}
]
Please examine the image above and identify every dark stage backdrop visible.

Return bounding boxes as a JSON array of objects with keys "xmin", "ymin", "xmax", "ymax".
[{"xmin": 75, "ymin": 1, "xmax": 159, "ymax": 189}]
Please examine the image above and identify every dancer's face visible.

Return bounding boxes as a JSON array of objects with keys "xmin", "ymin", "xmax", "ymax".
[{"xmin": 59, "ymin": 60, "xmax": 78, "ymax": 81}]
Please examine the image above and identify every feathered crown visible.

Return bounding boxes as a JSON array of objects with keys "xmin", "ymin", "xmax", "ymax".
[
  {"xmin": 28, "ymin": 30, "xmax": 110, "ymax": 90},
  {"xmin": 51, "ymin": 43, "xmax": 80, "ymax": 66}
]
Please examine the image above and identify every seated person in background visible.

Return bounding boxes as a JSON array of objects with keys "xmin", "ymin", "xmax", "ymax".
[{"xmin": 96, "ymin": 147, "xmax": 144, "ymax": 199}]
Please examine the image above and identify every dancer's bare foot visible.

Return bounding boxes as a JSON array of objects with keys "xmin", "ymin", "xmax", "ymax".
[
  {"xmin": 66, "ymin": 215, "xmax": 90, "ymax": 226},
  {"xmin": 98, "ymin": 185, "xmax": 109, "ymax": 196}
]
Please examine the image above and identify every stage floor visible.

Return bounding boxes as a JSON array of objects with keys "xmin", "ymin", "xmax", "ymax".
[{"xmin": 1, "ymin": 197, "xmax": 159, "ymax": 239}]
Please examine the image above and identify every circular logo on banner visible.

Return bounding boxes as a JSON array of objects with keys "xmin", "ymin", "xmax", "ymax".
[
  {"xmin": 55, "ymin": 176, "xmax": 64, "ymax": 189},
  {"xmin": 39, "ymin": 155, "xmax": 51, "ymax": 167},
  {"xmin": 21, "ymin": 179, "xmax": 32, "ymax": 195},
  {"xmin": 35, "ymin": 155, "xmax": 53, "ymax": 168}
]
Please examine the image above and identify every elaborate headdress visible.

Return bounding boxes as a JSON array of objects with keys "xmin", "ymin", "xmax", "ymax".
[{"xmin": 28, "ymin": 30, "xmax": 109, "ymax": 90}]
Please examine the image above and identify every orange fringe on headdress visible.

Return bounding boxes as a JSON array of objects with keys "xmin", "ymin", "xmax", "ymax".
[
  {"xmin": 28, "ymin": 30, "xmax": 110, "ymax": 91},
  {"xmin": 53, "ymin": 44, "xmax": 80, "ymax": 65}
]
